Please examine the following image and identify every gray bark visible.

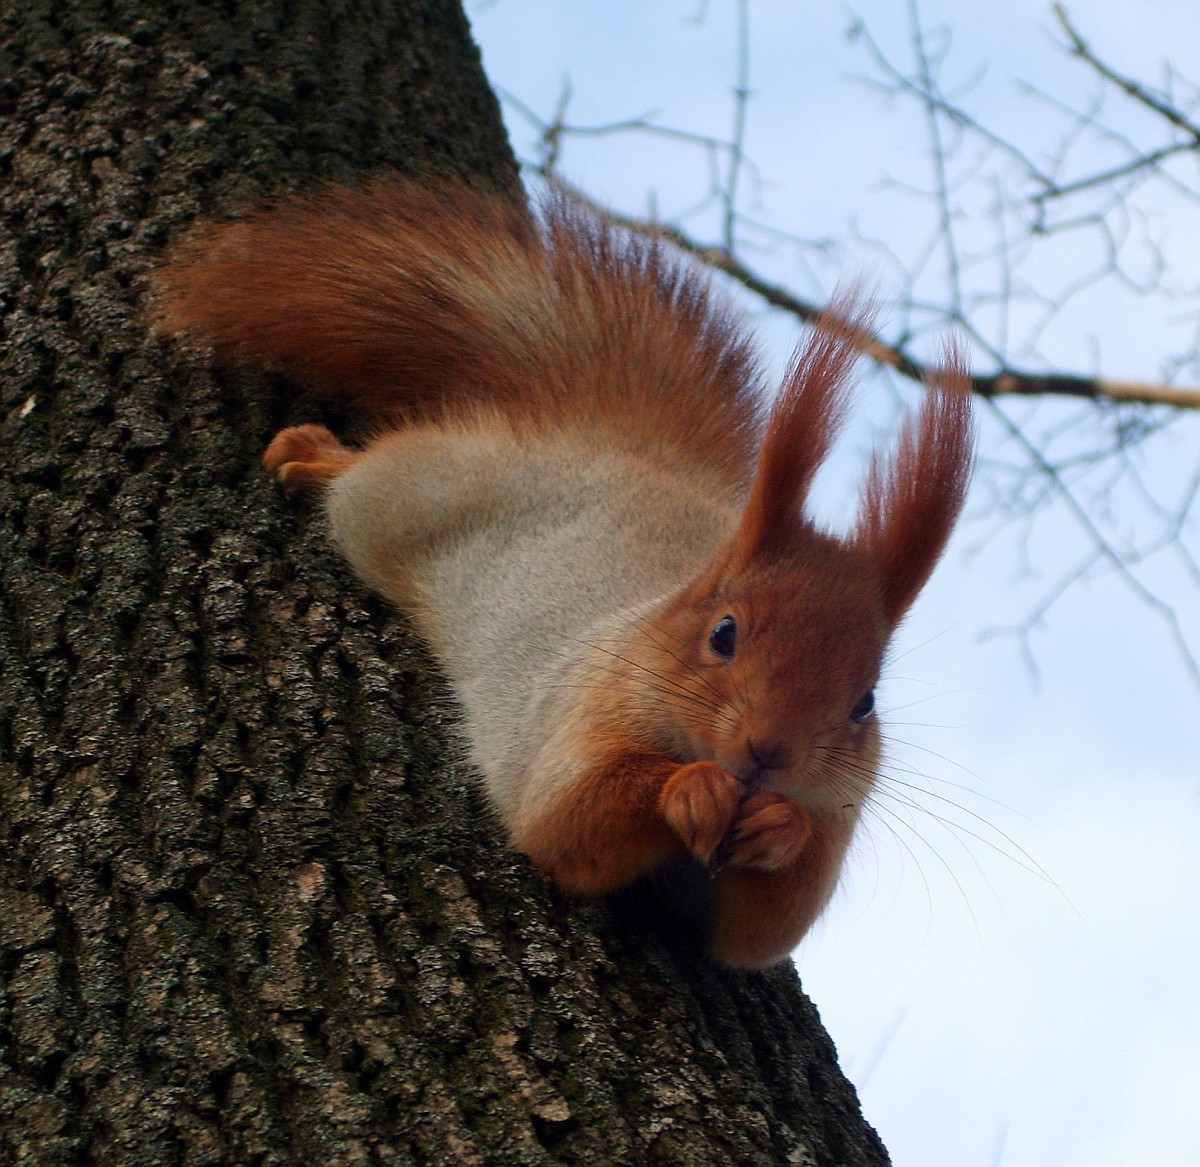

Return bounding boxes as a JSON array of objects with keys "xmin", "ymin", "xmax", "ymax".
[{"xmin": 0, "ymin": 1, "xmax": 889, "ymax": 1163}]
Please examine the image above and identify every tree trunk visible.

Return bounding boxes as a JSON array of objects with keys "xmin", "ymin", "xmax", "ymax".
[{"xmin": 0, "ymin": 1, "xmax": 889, "ymax": 1163}]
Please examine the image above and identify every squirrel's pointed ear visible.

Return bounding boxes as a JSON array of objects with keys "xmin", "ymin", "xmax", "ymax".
[
  {"xmin": 854, "ymin": 347, "xmax": 975, "ymax": 627},
  {"xmin": 728, "ymin": 302, "xmax": 873, "ymax": 570}
]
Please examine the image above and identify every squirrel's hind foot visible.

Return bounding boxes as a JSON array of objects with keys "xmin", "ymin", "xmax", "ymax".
[{"xmin": 264, "ymin": 424, "xmax": 360, "ymax": 491}]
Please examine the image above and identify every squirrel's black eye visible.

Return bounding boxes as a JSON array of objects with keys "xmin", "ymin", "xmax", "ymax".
[
  {"xmin": 850, "ymin": 689, "xmax": 875, "ymax": 723},
  {"xmin": 708, "ymin": 615, "xmax": 737, "ymax": 659}
]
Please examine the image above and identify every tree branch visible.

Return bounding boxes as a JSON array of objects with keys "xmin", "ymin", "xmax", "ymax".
[
  {"xmin": 1053, "ymin": 4, "xmax": 1200, "ymax": 142},
  {"xmin": 551, "ymin": 180, "xmax": 1200, "ymax": 411}
]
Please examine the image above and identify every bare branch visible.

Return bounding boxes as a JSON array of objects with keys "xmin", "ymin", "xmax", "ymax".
[
  {"xmin": 1053, "ymin": 4, "xmax": 1200, "ymax": 141},
  {"xmin": 722, "ymin": 0, "xmax": 752, "ymax": 251},
  {"xmin": 548, "ymin": 178, "xmax": 1200, "ymax": 411}
]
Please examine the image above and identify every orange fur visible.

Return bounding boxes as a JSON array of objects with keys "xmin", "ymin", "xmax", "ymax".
[
  {"xmin": 729, "ymin": 301, "xmax": 869, "ymax": 568},
  {"xmin": 153, "ymin": 179, "xmax": 763, "ymax": 492},
  {"xmin": 515, "ymin": 752, "xmax": 743, "ymax": 896},
  {"xmin": 709, "ymin": 808, "xmax": 855, "ymax": 969},
  {"xmin": 263, "ymin": 424, "xmax": 362, "ymax": 490},
  {"xmin": 855, "ymin": 351, "xmax": 975, "ymax": 624},
  {"xmin": 152, "ymin": 178, "xmax": 975, "ymax": 969}
]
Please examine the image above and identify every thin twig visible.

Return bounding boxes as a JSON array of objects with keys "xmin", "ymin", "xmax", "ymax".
[
  {"xmin": 1053, "ymin": 4, "xmax": 1200, "ymax": 141},
  {"xmin": 552, "ymin": 179, "xmax": 1200, "ymax": 411},
  {"xmin": 723, "ymin": 0, "xmax": 752, "ymax": 251}
]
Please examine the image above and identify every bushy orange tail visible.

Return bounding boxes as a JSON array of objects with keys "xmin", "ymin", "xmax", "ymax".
[{"xmin": 152, "ymin": 178, "xmax": 764, "ymax": 488}]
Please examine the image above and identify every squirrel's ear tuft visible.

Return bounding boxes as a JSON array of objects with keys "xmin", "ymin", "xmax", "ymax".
[
  {"xmin": 853, "ymin": 345, "xmax": 975, "ymax": 627},
  {"xmin": 727, "ymin": 299, "xmax": 875, "ymax": 570}
]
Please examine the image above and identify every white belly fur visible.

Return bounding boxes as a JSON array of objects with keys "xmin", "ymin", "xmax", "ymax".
[{"xmin": 324, "ymin": 422, "xmax": 735, "ymax": 812}]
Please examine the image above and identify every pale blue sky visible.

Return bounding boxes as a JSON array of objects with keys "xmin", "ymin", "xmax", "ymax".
[{"xmin": 469, "ymin": 4, "xmax": 1200, "ymax": 1165}]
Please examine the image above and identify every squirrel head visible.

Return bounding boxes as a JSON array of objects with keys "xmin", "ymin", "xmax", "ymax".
[{"xmin": 636, "ymin": 306, "xmax": 974, "ymax": 807}]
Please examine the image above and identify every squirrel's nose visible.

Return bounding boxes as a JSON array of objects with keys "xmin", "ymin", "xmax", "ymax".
[
  {"xmin": 720, "ymin": 739, "xmax": 792, "ymax": 786},
  {"xmin": 747, "ymin": 739, "xmax": 789, "ymax": 772}
]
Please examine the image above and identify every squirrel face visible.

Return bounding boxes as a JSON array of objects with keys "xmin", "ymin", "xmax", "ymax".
[{"xmin": 639, "ymin": 534, "xmax": 887, "ymax": 811}]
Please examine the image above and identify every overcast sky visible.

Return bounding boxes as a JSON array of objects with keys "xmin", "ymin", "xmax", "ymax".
[{"xmin": 469, "ymin": 4, "xmax": 1200, "ymax": 1165}]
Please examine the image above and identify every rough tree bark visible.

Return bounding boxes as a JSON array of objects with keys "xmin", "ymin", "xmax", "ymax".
[{"xmin": 0, "ymin": 1, "xmax": 890, "ymax": 1163}]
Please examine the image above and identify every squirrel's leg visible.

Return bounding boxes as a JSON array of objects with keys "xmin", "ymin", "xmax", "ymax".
[
  {"xmin": 515, "ymin": 755, "xmax": 744, "ymax": 896},
  {"xmin": 264, "ymin": 424, "xmax": 362, "ymax": 490},
  {"xmin": 706, "ymin": 796, "xmax": 854, "ymax": 969}
]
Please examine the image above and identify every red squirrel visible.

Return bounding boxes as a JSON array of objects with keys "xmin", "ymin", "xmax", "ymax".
[{"xmin": 152, "ymin": 178, "xmax": 974, "ymax": 969}]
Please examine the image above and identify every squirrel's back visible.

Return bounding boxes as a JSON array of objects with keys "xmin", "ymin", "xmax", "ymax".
[{"xmin": 154, "ymin": 178, "xmax": 765, "ymax": 493}]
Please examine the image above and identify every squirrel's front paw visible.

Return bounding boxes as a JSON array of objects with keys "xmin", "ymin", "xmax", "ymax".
[
  {"xmin": 263, "ymin": 424, "xmax": 359, "ymax": 491},
  {"xmin": 725, "ymin": 792, "xmax": 812, "ymax": 871},
  {"xmin": 658, "ymin": 761, "xmax": 743, "ymax": 864}
]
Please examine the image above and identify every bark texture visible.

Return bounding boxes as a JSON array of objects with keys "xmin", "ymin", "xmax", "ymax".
[{"xmin": 0, "ymin": 1, "xmax": 890, "ymax": 1163}]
